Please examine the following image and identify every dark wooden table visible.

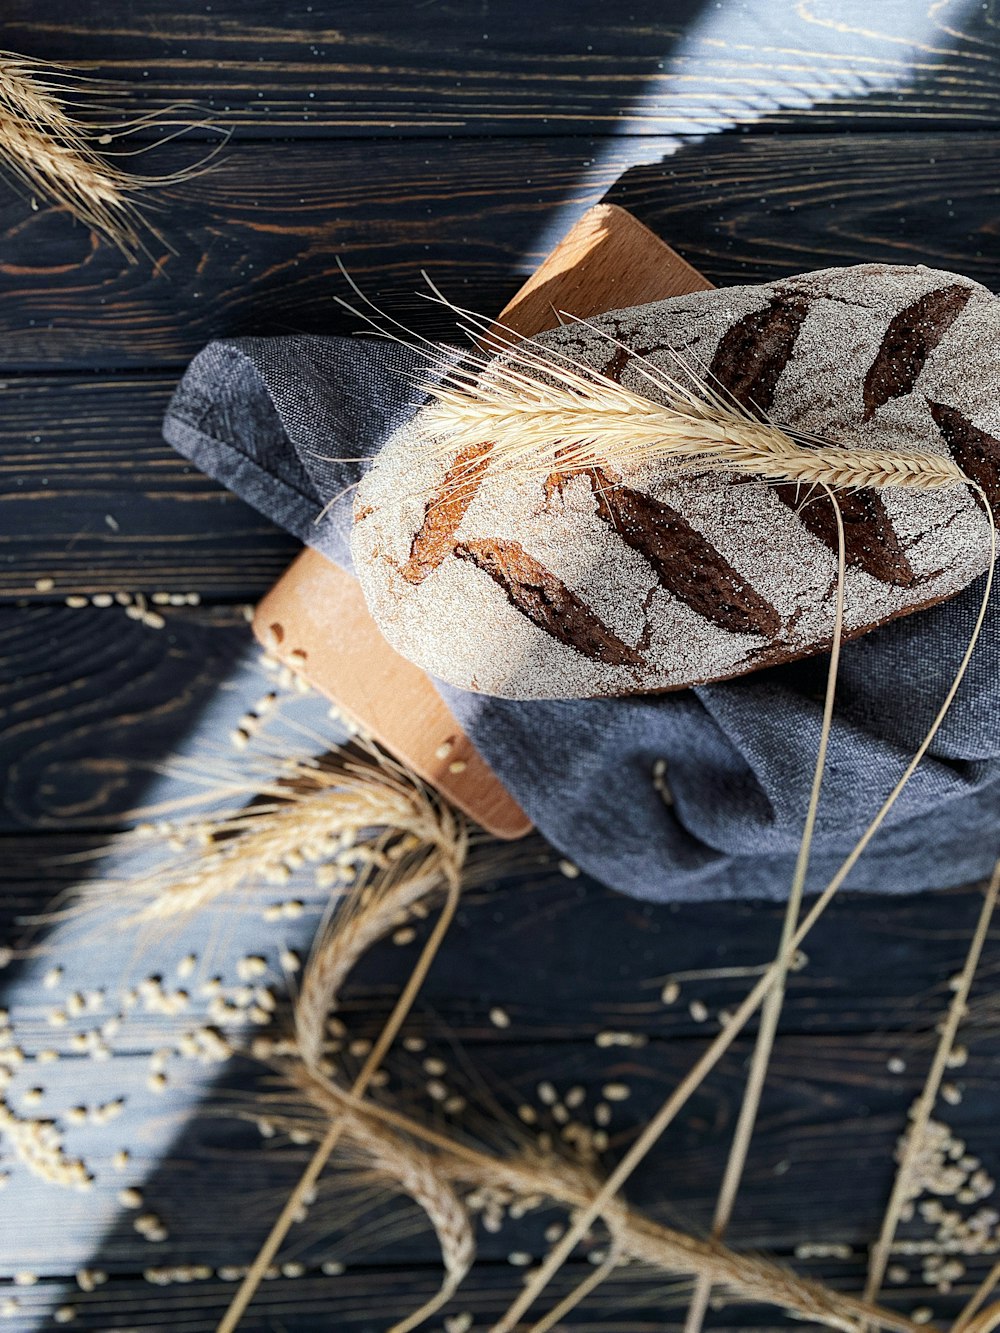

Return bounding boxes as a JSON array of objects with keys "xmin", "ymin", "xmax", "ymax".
[{"xmin": 3, "ymin": 3, "xmax": 1000, "ymax": 1329}]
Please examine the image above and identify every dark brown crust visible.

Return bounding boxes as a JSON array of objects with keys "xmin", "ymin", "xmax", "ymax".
[
  {"xmin": 361, "ymin": 273, "xmax": 991, "ymax": 699},
  {"xmin": 772, "ymin": 485, "xmax": 917, "ymax": 587},
  {"xmin": 928, "ymin": 398, "xmax": 1000, "ymax": 513},
  {"xmin": 548, "ymin": 465, "xmax": 781, "ymax": 637},
  {"xmin": 399, "ymin": 441, "xmax": 493, "ymax": 584},
  {"xmin": 454, "ymin": 537, "xmax": 645, "ymax": 668},
  {"xmin": 705, "ymin": 286, "xmax": 920, "ymax": 587},
  {"xmin": 601, "ymin": 343, "xmax": 632, "ymax": 383},
  {"xmin": 707, "ymin": 292, "xmax": 811, "ymax": 414},
  {"xmin": 862, "ymin": 285, "xmax": 972, "ymax": 421},
  {"xmin": 583, "ymin": 582, "xmax": 969, "ymax": 699}
]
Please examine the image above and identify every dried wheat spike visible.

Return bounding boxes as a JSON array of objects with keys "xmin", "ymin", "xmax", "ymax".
[{"xmin": 0, "ymin": 48, "xmax": 216, "ymax": 258}]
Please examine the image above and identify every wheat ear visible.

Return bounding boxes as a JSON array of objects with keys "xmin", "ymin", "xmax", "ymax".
[
  {"xmin": 296, "ymin": 798, "xmax": 467, "ymax": 1068},
  {"xmin": 296, "ymin": 853, "xmax": 460, "ymax": 1069},
  {"xmin": 217, "ymin": 794, "xmax": 468, "ymax": 1333},
  {"xmin": 333, "ymin": 270, "xmax": 968, "ymax": 529},
  {"xmin": 290, "ymin": 1066, "xmax": 924, "ymax": 1333},
  {"xmin": 0, "ymin": 54, "xmax": 85, "ymax": 140},
  {"xmin": 0, "ymin": 50, "xmax": 218, "ymax": 258},
  {"xmin": 421, "ymin": 343, "xmax": 965, "ymax": 495},
  {"xmin": 375, "ymin": 1145, "xmax": 475, "ymax": 1333},
  {"xmin": 78, "ymin": 752, "xmax": 440, "ymax": 925},
  {"xmin": 0, "ymin": 107, "xmax": 142, "ymax": 247}
]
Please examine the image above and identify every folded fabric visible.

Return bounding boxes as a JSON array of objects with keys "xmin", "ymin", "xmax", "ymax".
[{"xmin": 163, "ymin": 334, "xmax": 1000, "ymax": 903}]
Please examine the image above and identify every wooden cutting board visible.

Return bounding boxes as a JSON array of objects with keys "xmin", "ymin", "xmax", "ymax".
[{"xmin": 253, "ymin": 203, "xmax": 713, "ymax": 837}]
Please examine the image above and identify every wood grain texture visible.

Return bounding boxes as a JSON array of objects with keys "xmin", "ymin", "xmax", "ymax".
[
  {"xmin": 606, "ymin": 131, "xmax": 1000, "ymax": 287},
  {"xmin": 0, "ymin": 376, "xmax": 298, "ymax": 598},
  {"xmin": 0, "ymin": 605, "xmax": 250, "ymax": 833},
  {"xmin": 4, "ymin": 0, "xmax": 1000, "ymax": 137},
  {"xmin": 4, "ymin": 4, "xmax": 1000, "ymax": 1323},
  {"xmin": 0, "ymin": 138, "xmax": 625, "ymax": 371},
  {"xmin": 499, "ymin": 201, "xmax": 712, "ymax": 336},
  {"xmin": 2, "ymin": 1031, "xmax": 998, "ymax": 1271},
  {"xmin": 2, "ymin": 133, "xmax": 1000, "ymax": 372},
  {"xmin": 5, "ymin": 1255, "xmax": 969, "ymax": 1332}
]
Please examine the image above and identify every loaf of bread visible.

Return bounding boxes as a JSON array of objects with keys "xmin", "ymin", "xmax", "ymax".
[{"xmin": 351, "ymin": 263, "xmax": 999, "ymax": 700}]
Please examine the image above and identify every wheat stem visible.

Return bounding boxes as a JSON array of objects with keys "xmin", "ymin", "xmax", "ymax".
[
  {"xmin": 293, "ymin": 1069, "xmax": 923, "ymax": 1333},
  {"xmin": 864, "ymin": 860, "xmax": 1000, "ymax": 1309},
  {"xmin": 217, "ymin": 819, "xmax": 466, "ymax": 1333},
  {"xmin": 490, "ymin": 495, "xmax": 996, "ymax": 1333},
  {"xmin": 954, "ymin": 1261, "xmax": 1000, "ymax": 1333},
  {"xmin": 296, "ymin": 806, "xmax": 463, "ymax": 1068},
  {"xmin": 962, "ymin": 1302, "xmax": 1000, "ymax": 1333},
  {"xmin": 681, "ymin": 491, "xmax": 846, "ymax": 1333},
  {"xmin": 528, "ymin": 1222, "xmax": 625, "ymax": 1333}
]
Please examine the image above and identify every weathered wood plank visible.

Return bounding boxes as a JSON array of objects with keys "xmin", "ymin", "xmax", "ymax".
[
  {"xmin": 0, "ymin": 138, "xmax": 624, "ymax": 372},
  {"xmin": 1, "ymin": 1030, "xmax": 998, "ymax": 1272},
  {"xmin": 1, "ymin": 816, "xmax": 995, "ymax": 1046},
  {"xmin": 0, "ymin": 375, "xmax": 297, "ymax": 599},
  {"xmin": 3, "ymin": 133, "xmax": 1000, "ymax": 373},
  {"xmin": 4, "ymin": 0, "xmax": 1000, "ymax": 137},
  {"xmin": 1, "ymin": 1256, "xmax": 942, "ymax": 1333},
  {"xmin": 0, "ymin": 604, "xmax": 254, "ymax": 833},
  {"xmin": 606, "ymin": 131, "xmax": 1000, "ymax": 287}
]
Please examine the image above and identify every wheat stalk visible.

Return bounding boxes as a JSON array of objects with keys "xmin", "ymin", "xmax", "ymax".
[
  {"xmin": 955, "ymin": 1262, "xmax": 1000, "ymax": 1333},
  {"xmin": 296, "ymin": 852, "xmax": 457, "ymax": 1068},
  {"xmin": 334, "ymin": 273, "xmax": 969, "ymax": 518},
  {"xmin": 76, "ymin": 754, "xmax": 444, "ymax": 925},
  {"xmin": 0, "ymin": 49, "xmax": 218, "ymax": 258},
  {"xmin": 679, "ymin": 497, "xmax": 846, "ymax": 1333},
  {"xmin": 217, "ymin": 780, "xmax": 469, "ymax": 1333},
  {"xmin": 528, "ymin": 1199, "xmax": 628, "ymax": 1333},
  {"xmin": 962, "ymin": 1305, "xmax": 1000, "ymax": 1333},
  {"xmin": 286, "ymin": 1065, "xmax": 923, "ymax": 1333},
  {"xmin": 864, "ymin": 862, "xmax": 1000, "ymax": 1310},
  {"xmin": 420, "ymin": 341, "xmax": 967, "ymax": 494},
  {"xmin": 367, "ymin": 1136, "xmax": 476, "ymax": 1333},
  {"xmin": 296, "ymin": 802, "xmax": 467, "ymax": 1068}
]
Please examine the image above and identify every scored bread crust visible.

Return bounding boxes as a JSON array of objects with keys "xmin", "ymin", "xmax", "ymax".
[{"xmin": 351, "ymin": 263, "xmax": 999, "ymax": 701}]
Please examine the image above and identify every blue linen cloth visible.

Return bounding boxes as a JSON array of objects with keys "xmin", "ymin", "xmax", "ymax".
[{"xmin": 163, "ymin": 334, "xmax": 1000, "ymax": 903}]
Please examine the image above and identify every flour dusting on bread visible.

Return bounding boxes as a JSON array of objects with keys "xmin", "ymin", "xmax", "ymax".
[{"xmin": 351, "ymin": 264, "xmax": 997, "ymax": 700}]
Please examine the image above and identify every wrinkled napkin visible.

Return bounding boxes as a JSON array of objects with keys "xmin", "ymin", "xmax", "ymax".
[{"xmin": 163, "ymin": 334, "xmax": 1000, "ymax": 903}]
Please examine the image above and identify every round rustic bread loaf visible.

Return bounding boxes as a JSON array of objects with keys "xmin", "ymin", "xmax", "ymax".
[{"xmin": 351, "ymin": 263, "xmax": 999, "ymax": 700}]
